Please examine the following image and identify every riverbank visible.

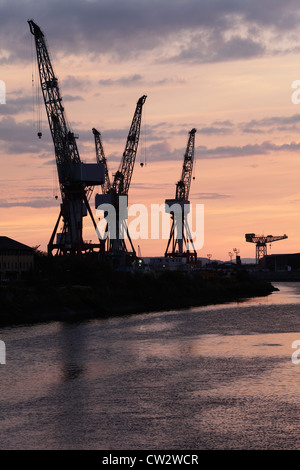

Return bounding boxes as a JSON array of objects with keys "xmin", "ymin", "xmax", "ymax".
[
  {"xmin": 0, "ymin": 256, "xmax": 277, "ymax": 328},
  {"xmin": 252, "ymin": 270, "xmax": 300, "ymax": 282}
]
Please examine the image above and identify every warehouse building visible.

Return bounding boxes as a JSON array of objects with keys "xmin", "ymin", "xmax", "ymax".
[
  {"xmin": 263, "ymin": 253, "xmax": 300, "ymax": 271},
  {"xmin": 0, "ymin": 236, "xmax": 34, "ymax": 279}
]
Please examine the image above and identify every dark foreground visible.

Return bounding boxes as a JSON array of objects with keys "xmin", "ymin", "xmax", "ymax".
[{"xmin": 0, "ymin": 256, "xmax": 276, "ymax": 327}]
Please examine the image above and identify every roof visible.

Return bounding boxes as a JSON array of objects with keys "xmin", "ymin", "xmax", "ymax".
[
  {"xmin": 266, "ymin": 252, "xmax": 300, "ymax": 258},
  {"xmin": 0, "ymin": 236, "xmax": 34, "ymax": 252}
]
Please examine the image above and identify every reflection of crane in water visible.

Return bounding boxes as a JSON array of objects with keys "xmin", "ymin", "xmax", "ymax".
[{"xmin": 245, "ymin": 233, "xmax": 288, "ymax": 264}]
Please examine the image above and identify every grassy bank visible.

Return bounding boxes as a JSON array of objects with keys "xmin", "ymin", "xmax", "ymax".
[{"xmin": 0, "ymin": 255, "xmax": 276, "ymax": 328}]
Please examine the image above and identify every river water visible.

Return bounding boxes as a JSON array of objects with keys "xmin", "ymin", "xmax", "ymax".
[{"xmin": 1, "ymin": 282, "xmax": 300, "ymax": 450}]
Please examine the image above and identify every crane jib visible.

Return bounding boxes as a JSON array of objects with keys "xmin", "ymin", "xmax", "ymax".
[{"xmin": 112, "ymin": 95, "xmax": 147, "ymax": 196}]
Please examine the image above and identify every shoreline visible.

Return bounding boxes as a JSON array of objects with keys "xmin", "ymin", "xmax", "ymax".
[{"xmin": 0, "ymin": 260, "xmax": 277, "ymax": 328}]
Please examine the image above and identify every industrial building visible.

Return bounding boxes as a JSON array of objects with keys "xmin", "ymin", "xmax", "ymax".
[
  {"xmin": 0, "ymin": 237, "xmax": 34, "ymax": 279},
  {"xmin": 262, "ymin": 253, "xmax": 300, "ymax": 272}
]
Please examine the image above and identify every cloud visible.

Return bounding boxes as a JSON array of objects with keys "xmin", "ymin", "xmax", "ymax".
[
  {"xmin": 197, "ymin": 141, "xmax": 300, "ymax": 159},
  {"xmin": 240, "ymin": 114, "xmax": 300, "ymax": 134},
  {"xmin": 131, "ymin": 182, "xmax": 173, "ymax": 191},
  {"xmin": 114, "ymin": 137, "xmax": 300, "ymax": 163},
  {"xmin": 245, "ymin": 114, "xmax": 300, "ymax": 127},
  {"xmin": 197, "ymin": 126, "xmax": 233, "ymax": 135},
  {"xmin": 0, "ymin": 198, "xmax": 58, "ymax": 208},
  {"xmin": 241, "ymin": 127, "xmax": 265, "ymax": 134},
  {"xmin": 1, "ymin": 0, "xmax": 300, "ymax": 65},
  {"xmin": 63, "ymin": 94, "xmax": 84, "ymax": 102},
  {"xmin": 212, "ymin": 120, "xmax": 234, "ymax": 127},
  {"xmin": 61, "ymin": 75, "xmax": 92, "ymax": 91},
  {"xmin": 193, "ymin": 192, "xmax": 231, "ymax": 199},
  {"xmin": 150, "ymin": 77, "xmax": 186, "ymax": 86},
  {"xmin": 0, "ymin": 94, "xmax": 33, "ymax": 116},
  {"xmin": 98, "ymin": 74, "xmax": 185, "ymax": 88},
  {"xmin": 0, "ymin": 116, "xmax": 52, "ymax": 154},
  {"xmin": 98, "ymin": 74, "xmax": 143, "ymax": 87},
  {"xmin": 167, "ymin": 34, "xmax": 266, "ymax": 64},
  {"xmin": 145, "ymin": 141, "xmax": 176, "ymax": 161}
]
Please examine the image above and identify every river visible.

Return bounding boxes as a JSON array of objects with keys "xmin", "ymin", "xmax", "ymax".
[{"xmin": 1, "ymin": 281, "xmax": 300, "ymax": 450}]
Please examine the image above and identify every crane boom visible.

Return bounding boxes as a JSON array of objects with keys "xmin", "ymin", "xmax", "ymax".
[
  {"xmin": 176, "ymin": 128, "xmax": 196, "ymax": 201},
  {"xmin": 112, "ymin": 95, "xmax": 147, "ymax": 195},
  {"xmin": 92, "ymin": 128, "xmax": 111, "ymax": 194},
  {"xmin": 28, "ymin": 20, "xmax": 80, "ymax": 173},
  {"xmin": 29, "ymin": 19, "xmax": 104, "ymax": 256},
  {"xmin": 245, "ymin": 234, "xmax": 288, "ymax": 244}
]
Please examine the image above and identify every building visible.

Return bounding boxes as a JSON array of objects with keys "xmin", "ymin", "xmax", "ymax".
[
  {"xmin": 147, "ymin": 256, "xmax": 191, "ymax": 273},
  {"xmin": 0, "ymin": 237, "xmax": 34, "ymax": 279},
  {"xmin": 263, "ymin": 253, "xmax": 300, "ymax": 271}
]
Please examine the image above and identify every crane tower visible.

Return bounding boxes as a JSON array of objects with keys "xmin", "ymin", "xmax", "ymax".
[
  {"xmin": 245, "ymin": 233, "xmax": 288, "ymax": 264},
  {"xmin": 28, "ymin": 20, "xmax": 104, "ymax": 256},
  {"xmin": 94, "ymin": 95, "xmax": 147, "ymax": 262},
  {"xmin": 165, "ymin": 128, "xmax": 197, "ymax": 263}
]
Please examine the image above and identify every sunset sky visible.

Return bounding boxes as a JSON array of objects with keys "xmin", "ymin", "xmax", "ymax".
[{"xmin": 1, "ymin": 0, "xmax": 300, "ymax": 260}]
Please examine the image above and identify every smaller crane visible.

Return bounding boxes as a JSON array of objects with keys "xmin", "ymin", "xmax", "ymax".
[
  {"xmin": 95, "ymin": 95, "xmax": 147, "ymax": 261},
  {"xmin": 245, "ymin": 233, "xmax": 288, "ymax": 264},
  {"xmin": 165, "ymin": 128, "xmax": 197, "ymax": 263},
  {"xmin": 92, "ymin": 128, "xmax": 111, "ymax": 194}
]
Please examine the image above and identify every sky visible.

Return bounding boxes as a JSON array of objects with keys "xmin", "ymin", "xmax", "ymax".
[{"xmin": 1, "ymin": 0, "xmax": 300, "ymax": 260}]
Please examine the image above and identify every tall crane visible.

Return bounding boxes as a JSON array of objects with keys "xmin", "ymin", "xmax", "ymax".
[
  {"xmin": 165, "ymin": 128, "xmax": 197, "ymax": 263},
  {"xmin": 95, "ymin": 95, "xmax": 147, "ymax": 259},
  {"xmin": 245, "ymin": 233, "xmax": 288, "ymax": 264},
  {"xmin": 28, "ymin": 20, "xmax": 104, "ymax": 256}
]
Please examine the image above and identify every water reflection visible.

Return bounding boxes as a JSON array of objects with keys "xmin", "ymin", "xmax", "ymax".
[
  {"xmin": 59, "ymin": 323, "xmax": 87, "ymax": 383},
  {"xmin": 1, "ymin": 282, "xmax": 300, "ymax": 449},
  {"xmin": 240, "ymin": 281, "xmax": 300, "ymax": 305},
  {"xmin": 188, "ymin": 281, "xmax": 300, "ymax": 312}
]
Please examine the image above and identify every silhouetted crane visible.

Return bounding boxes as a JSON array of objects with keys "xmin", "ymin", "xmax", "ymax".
[
  {"xmin": 95, "ymin": 96, "xmax": 147, "ymax": 261},
  {"xmin": 165, "ymin": 128, "xmax": 197, "ymax": 263},
  {"xmin": 29, "ymin": 19, "xmax": 104, "ymax": 256},
  {"xmin": 245, "ymin": 233, "xmax": 288, "ymax": 264}
]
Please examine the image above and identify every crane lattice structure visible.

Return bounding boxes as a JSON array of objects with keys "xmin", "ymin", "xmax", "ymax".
[
  {"xmin": 245, "ymin": 233, "xmax": 288, "ymax": 264},
  {"xmin": 29, "ymin": 20, "xmax": 104, "ymax": 257},
  {"xmin": 94, "ymin": 95, "xmax": 147, "ymax": 260},
  {"xmin": 92, "ymin": 128, "xmax": 111, "ymax": 195},
  {"xmin": 165, "ymin": 128, "xmax": 197, "ymax": 263}
]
